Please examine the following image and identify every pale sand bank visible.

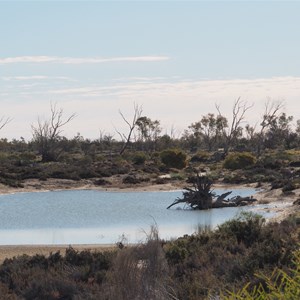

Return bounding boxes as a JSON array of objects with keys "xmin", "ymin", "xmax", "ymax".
[{"xmin": 0, "ymin": 178, "xmax": 183, "ymax": 195}]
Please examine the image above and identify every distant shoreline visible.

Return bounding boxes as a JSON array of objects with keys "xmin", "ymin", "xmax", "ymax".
[
  {"xmin": 0, "ymin": 177, "xmax": 263, "ymax": 195},
  {"xmin": 0, "ymin": 177, "xmax": 184, "ymax": 195}
]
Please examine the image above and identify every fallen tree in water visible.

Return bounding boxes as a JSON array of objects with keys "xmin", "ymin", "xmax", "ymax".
[{"xmin": 167, "ymin": 173, "xmax": 257, "ymax": 210}]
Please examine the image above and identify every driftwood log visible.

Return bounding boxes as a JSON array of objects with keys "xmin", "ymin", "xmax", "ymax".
[{"xmin": 167, "ymin": 174, "xmax": 256, "ymax": 210}]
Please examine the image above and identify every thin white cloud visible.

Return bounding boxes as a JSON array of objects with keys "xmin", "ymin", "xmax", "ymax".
[
  {"xmin": 43, "ymin": 76, "xmax": 300, "ymax": 99},
  {"xmin": 0, "ymin": 55, "xmax": 170, "ymax": 65},
  {"xmin": 1, "ymin": 75, "xmax": 76, "ymax": 82},
  {"xmin": 2, "ymin": 76, "xmax": 48, "ymax": 81}
]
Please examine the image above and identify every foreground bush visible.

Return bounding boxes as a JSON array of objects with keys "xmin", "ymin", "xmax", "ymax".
[
  {"xmin": 164, "ymin": 212, "xmax": 298, "ymax": 299},
  {"xmin": 224, "ymin": 250, "xmax": 300, "ymax": 299}
]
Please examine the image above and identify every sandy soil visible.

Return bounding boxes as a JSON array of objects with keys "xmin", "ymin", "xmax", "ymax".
[
  {"xmin": 0, "ymin": 177, "xmax": 184, "ymax": 195},
  {"xmin": 0, "ymin": 178, "xmax": 299, "ymax": 263},
  {"xmin": 0, "ymin": 244, "xmax": 117, "ymax": 264}
]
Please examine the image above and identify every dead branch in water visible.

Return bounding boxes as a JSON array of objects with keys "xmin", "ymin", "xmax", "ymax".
[{"xmin": 167, "ymin": 173, "xmax": 256, "ymax": 210}]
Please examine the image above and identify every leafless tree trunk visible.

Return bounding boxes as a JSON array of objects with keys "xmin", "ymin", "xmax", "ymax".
[
  {"xmin": 0, "ymin": 116, "xmax": 12, "ymax": 131},
  {"xmin": 216, "ymin": 97, "xmax": 253, "ymax": 155},
  {"xmin": 256, "ymin": 99, "xmax": 284, "ymax": 156},
  {"xmin": 31, "ymin": 103, "xmax": 76, "ymax": 162},
  {"xmin": 116, "ymin": 103, "xmax": 142, "ymax": 155}
]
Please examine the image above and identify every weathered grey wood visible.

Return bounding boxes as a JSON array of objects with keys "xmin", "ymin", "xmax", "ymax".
[
  {"xmin": 214, "ymin": 191, "xmax": 232, "ymax": 204},
  {"xmin": 167, "ymin": 174, "xmax": 257, "ymax": 210}
]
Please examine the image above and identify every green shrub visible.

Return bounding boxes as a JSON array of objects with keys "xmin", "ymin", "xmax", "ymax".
[
  {"xmin": 160, "ymin": 149, "xmax": 187, "ymax": 169},
  {"xmin": 0, "ymin": 152, "xmax": 9, "ymax": 162},
  {"xmin": 190, "ymin": 151, "xmax": 210, "ymax": 163},
  {"xmin": 18, "ymin": 152, "xmax": 37, "ymax": 162},
  {"xmin": 223, "ymin": 152, "xmax": 256, "ymax": 170},
  {"xmin": 165, "ymin": 243, "xmax": 188, "ymax": 264},
  {"xmin": 282, "ymin": 181, "xmax": 297, "ymax": 192},
  {"xmin": 132, "ymin": 151, "xmax": 147, "ymax": 165},
  {"xmin": 258, "ymin": 154, "xmax": 288, "ymax": 169},
  {"xmin": 170, "ymin": 173, "xmax": 185, "ymax": 181},
  {"xmin": 275, "ymin": 150, "xmax": 293, "ymax": 161},
  {"xmin": 217, "ymin": 212, "xmax": 265, "ymax": 247},
  {"xmin": 223, "ymin": 172, "xmax": 248, "ymax": 184}
]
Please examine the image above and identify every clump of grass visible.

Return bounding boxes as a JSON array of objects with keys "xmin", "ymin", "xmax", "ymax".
[
  {"xmin": 223, "ymin": 250, "xmax": 300, "ymax": 299},
  {"xmin": 106, "ymin": 225, "xmax": 174, "ymax": 300}
]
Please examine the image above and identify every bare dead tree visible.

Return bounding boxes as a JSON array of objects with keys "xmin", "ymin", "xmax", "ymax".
[
  {"xmin": 169, "ymin": 124, "xmax": 181, "ymax": 140},
  {"xmin": 31, "ymin": 103, "xmax": 76, "ymax": 162},
  {"xmin": 0, "ymin": 116, "xmax": 12, "ymax": 131},
  {"xmin": 260, "ymin": 99, "xmax": 284, "ymax": 133},
  {"xmin": 116, "ymin": 103, "xmax": 143, "ymax": 155},
  {"xmin": 256, "ymin": 99, "xmax": 284, "ymax": 156},
  {"xmin": 216, "ymin": 97, "xmax": 253, "ymax": 155}
]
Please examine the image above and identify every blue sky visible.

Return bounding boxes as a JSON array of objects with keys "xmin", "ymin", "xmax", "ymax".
[{"xmin": 1, "ymin": 1, "xmax": 300, "ymax": 140}]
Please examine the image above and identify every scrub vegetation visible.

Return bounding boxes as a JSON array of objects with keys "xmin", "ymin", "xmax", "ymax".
[{"xmin": 1, "ymin": 99, "xmax": 300, "ymax": 194}]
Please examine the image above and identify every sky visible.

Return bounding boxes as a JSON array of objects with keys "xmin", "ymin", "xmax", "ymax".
[{"xmin": 0, "ymin": 0, "xmax": 300, "ymax": 140}]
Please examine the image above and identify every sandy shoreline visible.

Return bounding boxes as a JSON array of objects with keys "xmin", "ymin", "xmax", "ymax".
[
  {"xmin": 0, "ymin": 178, "xmax": 185, "ymax": 195},
  {"xmin": 0, "ymin": 178, "xmax": 299, "ymax": 263},
  {"xmin": 0, "ymin": 177, "xmax": 264, "ymax": 194},
  {"xmin": 0, "ymin": 244, "xmax": 117, "ymax": 263}
]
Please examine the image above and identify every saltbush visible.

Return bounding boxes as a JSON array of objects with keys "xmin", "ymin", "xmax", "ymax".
[
  {"xmin": 160, "ymin": 149, "xmax": 187, "ymax": 169},
  {"xmin": 165, "ymin": 243, "xmax": 188, "ymax": 264},
  {"xmin": 131, "ymin": 151, "xmax": 147, "ymax": 165},
  {"xmin": 190, "ymin": 151, "xmax": 210, "ymax": 163},
  {"xmin": 217, "ymin": 212, "xmax": 265, "ymax": 247},
  {"xmin": 223, "ymin": 152, "xmax": 256, "ymax": 170}
]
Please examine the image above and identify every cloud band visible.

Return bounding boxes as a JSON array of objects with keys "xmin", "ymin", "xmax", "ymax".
[{"xmin": 0, "ymin": 55, "xmax": 170, "ymax": 65}]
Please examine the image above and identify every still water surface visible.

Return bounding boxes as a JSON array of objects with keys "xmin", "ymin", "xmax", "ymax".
[{"xmin": 0, "ymin": 188, "xmax": 272, "ymax": 245}]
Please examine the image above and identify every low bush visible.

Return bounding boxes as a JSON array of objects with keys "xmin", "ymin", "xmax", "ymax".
[
  {"xmin": 122, "ymin": 175, "xmax": 141, "ymax": 184},
  {"xmin": 190, "ymin": 151, "xmax": 210, "ymax": 163},
  {"xmin": 271, "ymin": 178, "xmax": 297, "ymax": 192},
  {"xmin": 217, "ymin": 212, "xmax": 265, "ymax": 247},
  {"xmin": 258, "ymin": 154, "xmax": 287, "ymax": 169},
  {"xmin": 282, "ymin": 181, "xmax": 297, "ymax": 192},
  {"xmin": 223, "ymin": 152, "xmax": 256, "ymax": 170},
  {"xmin": 122, "ymin": 175, "xmax": 150, "ymax": 184},
  {"xmin": 131, "ymin": 151, "xmax": 147, "ymax": 165},
  {"xmin": 93, "ymin": 178, "xmax": 111, "ymax": 186},
  {"xmin": 223, "ymin": 172, "xmax": 248, "ymax": 184},
  {"xmin": 164, "ymin": 212, "xmax": 298, "ymax": 299},
  {"xmin": 160, "ymin": 149, "xmax": 187, "ymax": 169}
]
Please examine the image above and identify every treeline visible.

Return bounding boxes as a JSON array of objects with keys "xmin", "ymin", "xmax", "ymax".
[
  {"xmin": 1, "ymin": 99, "xmax": 300, "ymax": 162},
  {"xmin": 1, "ymin": 99, "xmax": 300, "ymax": 191}
]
